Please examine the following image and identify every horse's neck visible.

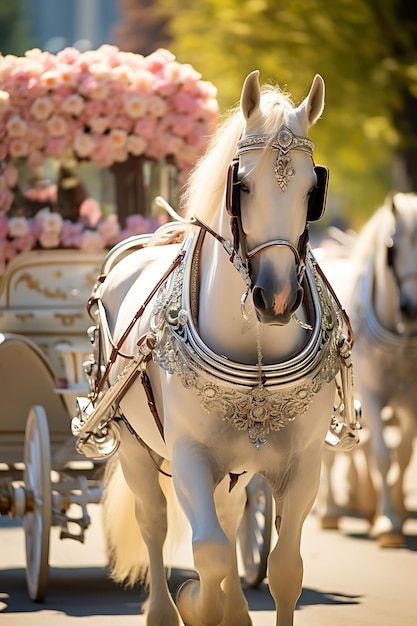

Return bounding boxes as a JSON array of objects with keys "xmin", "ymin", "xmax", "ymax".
[
  {"xmin": 195, "ymin": 226, "xmax": 309, "ymax": 365},
  {"xmin": 373, "ymin": 249, "xmax": 399, "ymax": 331}
]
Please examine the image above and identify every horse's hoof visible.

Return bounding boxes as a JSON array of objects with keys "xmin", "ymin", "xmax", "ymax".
[
  {"xmin": 370, "ymin": 515, "xmax": 405, "ymax": 547},
  {"xmin": 319, "ymin": 515, "xmax": 340, "ymax": 530},
  {"xmin": 176, "ymin": 579, "xmax": 223, "ymax": 626},
  {"xmin": 377, "ymin": 532, "xmax": 406, "ymax": 548}
]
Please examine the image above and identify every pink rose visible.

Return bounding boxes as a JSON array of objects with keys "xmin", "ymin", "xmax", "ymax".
[
  {"xmin": 97, "ymin": 215, "xmax": 120, "ymax": 243},
  {"xmin": 79, "ymin": 197, "xmax": 102, "ymax": 227},
  {"xmin": 0, "ymin": 214, "xmax": 9, "ymax": 237},
  {"xmin": 79, "ymin": 229, "xmax": 106, "ymax": 252},
  {"xmin": 45, "ymin": 137, "xmax": 66, "ymax": 156},
  {"xmin": 38, "ymin": 230, "xmax": 61, "ymax": 248},
  {"xmin": 0, "ymin": 188, "xmax": 14, "ymax": 212},
  {"xmin": 13, "ymin": 232, "xmax": 36, "ymax": 252}
]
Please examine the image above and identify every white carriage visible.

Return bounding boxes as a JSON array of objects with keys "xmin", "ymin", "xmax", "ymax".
[{"xmin": 0, "ymin": 248, "xmax": 105, "ymax": 601}]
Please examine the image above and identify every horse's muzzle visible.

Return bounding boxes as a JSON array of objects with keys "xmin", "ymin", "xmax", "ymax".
[{"xmin": 252, "ymin": 284, "xmax": 303, "ymax": 325}]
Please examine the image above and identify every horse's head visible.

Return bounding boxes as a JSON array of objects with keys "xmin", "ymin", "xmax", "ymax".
[
  {"xmin": 227, "ymin": 71, "xmax": 327, "ymax": 326},
  {"xmin": 386, "ymin": 192, "xmax": 417, "ymax": 332}
]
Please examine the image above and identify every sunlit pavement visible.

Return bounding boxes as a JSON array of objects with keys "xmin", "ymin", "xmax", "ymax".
[{"xmin": 1, "ymin": 444, "xmax": 416, "ymax": 626}]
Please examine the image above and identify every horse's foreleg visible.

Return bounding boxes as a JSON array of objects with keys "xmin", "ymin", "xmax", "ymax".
[
  {"xmin": 267, "ymin": 446, "xmax": 322, "ymax": 626},
  {"xmin": 214, "ymin": 475, "xmax": 252, "ymax": 626},
  {"xmin": 364, "ymin": 397, "xmax": 403, "ymax": 545},
  {"xmin": 118, "ymin": 426, "xmax": 181, "ymax": 626},
  {"xmin": 391, "ymin": 409, "xmax": 415, "ymax": 525},
  {"xmin": 171, "ymin": 439, "xmax": 230, "ymax": 626},
  {"xmin": 317, "ymin": 447, "xmax": 342, "ymax": 529}
]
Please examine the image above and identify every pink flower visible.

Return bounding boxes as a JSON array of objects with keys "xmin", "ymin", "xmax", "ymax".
[
  {"xmin": 62, "ymin": 93, "xmax": 84, "ymax": 116},
  {"xmin": 38, "ymin": 230, "xmax": 61, "ymax": 248},
  {"xmin": 91, "ymin": 137, "xmax": 114, "ymax": 168},
  {"xmin": 45, "ymin": 137, "xmax": 66, "ymax": 156},
  {"xmin": 0, "ymin": 214, "xmax": 9, "ymax": 237},
  {"xmin": 3, "ymin": 163, "xmax": 19, "ymax": 187},
  {"xmin": 41, "ymin": 69, "xmax": 61, "ymax": 90},
  {"xmin": 0, "ymin": 238, "xmax": 17, "ymax": 261},
  {"xmin": 79, "ymin": 197, "xmax": 102, "ymax": 227},
  {"xmin": 0, "ymin": 90, "xmax": 11, "ymax": 114},
  {"xmin": 12, "ymin": 232, "xmax": 36, "ymax": 252},
  {"xmin": 6, "ymin": 115, "xmax": 28, "ymax": 137},
  {"xmin": 123, "ymin": 94, "xmax": 147, "ymax": 119},
  {"xmin": 111, "ymin": 65, "xmax": 134, "ymax": 87},
  {"xmin": 31, "ymin": 96, "xmax": 53, "ymax": 120},
  {"xmin": 8, "ymin": 216, "xmax": 30, "ymax": 237},
  {"xmin": 0, "ymin": 187, "xmax": 14, "ymax": 212},
  {"xmin": 82, "ymin": 99, "xmax": 103, "ymax": 119},
  {"xmin": 125, "ymin": 213, "xmax": 154, "ymax": 234},
  {"xmin": 46, "ymin": 114, "xmax": 68, "ymax": 137},
  {"xmin": 28, "ymin": 150, "xmax": 45, "ymax": 166},
  {"xmin": 134, "ymin": 116, "xmax": 156, "ymax": 139},
  {"xmin": 143, "ymin": 48, "xmax": 175, "ymax": 73},
  {"xmin": 88, "ymin": 62, "xmax": 111, "ymax": 81},
  {"xmin": 61, "ymin": 220, "xmax": 83, "ymax": 247},
  {"xmin": 111, "ymin": 114, "xmax": 132, "ymax": 132},
  {"xmin": 57, "ymin": 47, "xmax": 80, "ymax": 65},
  {"xmin": 167, "ymin": 113, "xmax": 194, "ymax": 137},
  {"xmin": 108, "ymin": 128, "xmax": 128, "ymax": 149},
  {"xmin": 126, "ymin": 135, "xmax": 146, "ymax": 156},
  {"xmin": 97, "ymin": 214, "xmax": 120, "ymax": 242},
  {"xmin": 147, "ymin": 95, "xmax": 168, "ymax": 118},
  {"xmin": 74, "ymin": 132, "xmax": 95, "ymax": 157},
  {"xmin": 79, "ymin": 229, "xmax": 106, "ymax": 252},
  {"xmin": 89, "ymin": 116, "xmax": 110, "ymax": 134},
  {"xmin": 35, "ymin": 208, "xmax": 63, "ymax": 234}
]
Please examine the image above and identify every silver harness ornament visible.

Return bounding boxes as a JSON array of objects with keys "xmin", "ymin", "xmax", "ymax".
[{"xmin": 72, "ymin": 224, "xmax": 361, "ymax": 457}]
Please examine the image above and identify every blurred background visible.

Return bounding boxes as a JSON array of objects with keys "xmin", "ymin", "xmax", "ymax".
[{"xmin": 2, "ymin": 0, "xmax": 417, "ymax": 230}]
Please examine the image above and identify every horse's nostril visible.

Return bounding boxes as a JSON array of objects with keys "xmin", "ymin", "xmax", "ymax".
[
  {"xmin": 400, "ymin": 299, "xmax": 417, "ymax": 319},
  {"xmin": 253, "ymin": 286, "xmax": 267, "ymax": 311}
]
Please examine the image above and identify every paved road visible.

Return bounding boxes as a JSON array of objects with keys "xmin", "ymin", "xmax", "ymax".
[{"xmin": 1, "ymin": 450, "xmax": 416, "ymax": 626}]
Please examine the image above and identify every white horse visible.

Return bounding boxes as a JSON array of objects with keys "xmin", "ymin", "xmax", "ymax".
[
  {"xmin": 318, "ymin": 192, "xmax": 417, "ymax": 547},
  {"xmin": 75, "ymin": 71, "xmax": 357, "ymax": 626}
]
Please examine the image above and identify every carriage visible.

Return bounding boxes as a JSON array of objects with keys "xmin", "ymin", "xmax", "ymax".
[{"xmin": 0, "ymin": 46, "xmax": 272, "ymax": 601}]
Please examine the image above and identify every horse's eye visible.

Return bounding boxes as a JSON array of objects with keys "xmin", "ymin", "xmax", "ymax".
[{"xmin": 240, "ymin": 181, "xmax": 250, "ymax": 194}]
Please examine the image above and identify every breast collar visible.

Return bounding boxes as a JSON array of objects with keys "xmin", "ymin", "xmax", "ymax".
[{"xmin": 150, "ymin": 229, "xmax": 342, "ymax": 446}]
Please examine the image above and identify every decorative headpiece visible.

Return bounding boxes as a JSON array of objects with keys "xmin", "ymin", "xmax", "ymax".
[{"xmin": 237, "ymin": 125, "xmax": 314, "ymax": 192}]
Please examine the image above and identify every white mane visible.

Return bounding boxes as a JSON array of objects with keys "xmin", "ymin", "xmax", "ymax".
[
  {"xmin": 351, "ymin": 204, "xmax": 394, "ymax": 271},
  {"xmin": 182, "ymin": 85, "xmax": 295, "ymax": 223}
]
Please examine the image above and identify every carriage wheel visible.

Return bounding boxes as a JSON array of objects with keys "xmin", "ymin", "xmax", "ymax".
[
  {"xmin": 238, "ymin": 474, "xmax": 273, "ymax": 588},
  {"xmin": 23, "ymin": 405, "xmax": 52, "ymax": 602}
]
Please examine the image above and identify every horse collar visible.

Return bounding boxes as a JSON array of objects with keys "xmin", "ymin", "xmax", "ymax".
[{"xmin": 150, "ymin": 233, "xmax": 342, "ymax": 447}]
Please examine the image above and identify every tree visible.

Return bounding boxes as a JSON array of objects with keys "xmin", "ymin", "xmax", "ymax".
[
  {"xmin": 112, "ymin": 0, "xmax": 171, "ymax": 56},
  {"xmin": 158, "ymin": 0, "xmax": 417, "ymax": 225},
  {"xmin": 0, "ymin": 1, "xmax": 33, "ymax": 56}
]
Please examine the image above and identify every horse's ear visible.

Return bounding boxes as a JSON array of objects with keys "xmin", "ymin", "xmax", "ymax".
[
  {"xmin": 296, "ymin": 74, "xmax": 325, "ymax": 128},
  {"xmin": 384, "ymin": 191, "xmax": 397, "ymax": 215},
  {"xmin": 241, "ymin": 70, "xmax": 261, "ymax": 120}
]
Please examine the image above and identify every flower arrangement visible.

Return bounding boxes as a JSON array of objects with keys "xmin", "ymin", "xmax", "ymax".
[
  {"xmin": 0, "ymin": 198, "xmax": 168, "ymax": 276},
  {"xmin": 0, "ymin": 45, "xmax": 218, "ymax": 178},
  {"xmin": 0, "ymin": 45, "xmax": 219, "ymax": 275}
]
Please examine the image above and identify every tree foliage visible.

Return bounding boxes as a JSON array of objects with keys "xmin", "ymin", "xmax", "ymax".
[
  {"xmin": 0, "ymin": 1, "xmax": 33, "ymax": 56},
  {"xmin": 113, "ymin": 0, "xmax": 171, "ymax": 56},
  {"xmin": 158, "ymin": 0, "xmax": 417, "ymax": 225}
]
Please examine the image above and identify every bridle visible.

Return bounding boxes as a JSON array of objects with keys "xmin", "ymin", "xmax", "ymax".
[
  {"xmin": 225, "ymin": 125, "xmax": 329, "ymax": 286},
  {"xmin": 386, "ymin": 234, "xmax": 417, "ymax": 290}
]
